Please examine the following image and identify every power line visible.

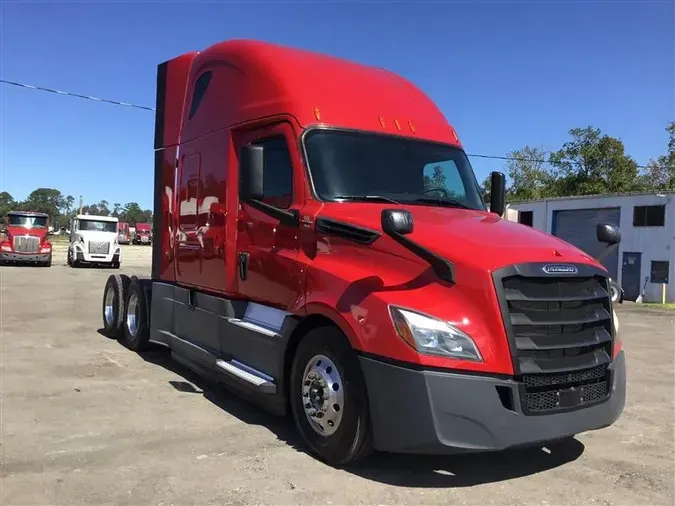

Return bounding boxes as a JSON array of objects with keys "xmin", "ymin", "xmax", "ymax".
[
  {"xmin": 2, "ymin": 78, "xmax": 672, "ymax": 170},
  {"xmin": 0, "ymin": 78, "xmax": 155, "ymax": 112}
]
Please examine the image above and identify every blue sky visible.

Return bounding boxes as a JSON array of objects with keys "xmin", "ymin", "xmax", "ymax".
[{"xmin": 1, "ymin": 0, "xmax": 673, "ymax": 210}]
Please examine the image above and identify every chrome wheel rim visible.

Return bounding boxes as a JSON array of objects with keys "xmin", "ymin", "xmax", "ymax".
[
  {"xmin": 301, "ymin": 354, "xmax": 344, "ymax": 436},
  {"xmin": 126, "ymin": 292, "xmax": 139, "ymax": 338},
  {"xmin": 104, "ymin": 287, "xmax": 115, "ymax": 327},
  {"xmin": 610, "ymin": 285, "xmax": 619, "ymax": 301}
]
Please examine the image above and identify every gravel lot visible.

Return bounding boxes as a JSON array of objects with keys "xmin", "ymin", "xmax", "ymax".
[{"xmin": 2, "ymin": 244, "xmax": 674, "ymax": 506}]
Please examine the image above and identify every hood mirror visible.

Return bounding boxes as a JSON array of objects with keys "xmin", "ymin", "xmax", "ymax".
[
  {"xmin": 381, "ymin": 209, "xmax": 414, "ymax": 235},
  {"xmin": 597, "ymin": 223, "xmax": 621, "ymax": 245}
]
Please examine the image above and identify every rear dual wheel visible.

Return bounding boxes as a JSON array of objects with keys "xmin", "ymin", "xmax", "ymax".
[
  {"xmin": 102, "ymin": 274, "xmax": 130, "ymax": 337},
  {"xmin": 121, "ymin": 278, "xmax": 150, "ymax": 352},
  {"xmin": 101, "ymin": 274, "xmax": 150, "ymax": 353},
  {"xmin": 289, "ymin": 326, "xmax": 373, "ymax": 466}
]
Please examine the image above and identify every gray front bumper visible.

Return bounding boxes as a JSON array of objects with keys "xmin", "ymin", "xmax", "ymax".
[
  {"xmin": 0, "ymin": 252, "xmax": 51, "ymax": 263},
  {"xmin": 360, "ymin": 351, "xmax": 626, "ymax": 455}
]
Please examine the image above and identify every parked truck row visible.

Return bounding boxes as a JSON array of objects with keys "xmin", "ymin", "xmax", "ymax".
[
  {"xmin": 0, "ymin": 211, "xmax": 154, "ymax": 268},
  {"xmin": 99, "ymin": 39, "xmax": 626, "ymax": 466}
]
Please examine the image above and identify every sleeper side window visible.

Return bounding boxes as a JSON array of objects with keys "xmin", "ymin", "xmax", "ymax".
[
  {"xmin": 252, "ymin": 136, "xmax": 294, "ymax": 209},
  {"xmin": 188, "ymin": 71, "xmax": 212, "ymax": 120}
]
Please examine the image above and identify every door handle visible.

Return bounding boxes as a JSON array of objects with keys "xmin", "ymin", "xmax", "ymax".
[{"xmin": 238, "ymin": 251, "xmax": 249, "ymax": 280}]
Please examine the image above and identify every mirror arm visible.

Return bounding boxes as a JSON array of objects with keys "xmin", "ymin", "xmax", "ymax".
[
  {"xmin": 247, "ymin": 199, "xmax": 299, "ymax": 228},
  {"xmin": 595, "ymin": 242, "xmax": 619, "ymax": 265},
  {"xmin": 385, "ymin": 230, "xmax": 455, "ymax": 284}
]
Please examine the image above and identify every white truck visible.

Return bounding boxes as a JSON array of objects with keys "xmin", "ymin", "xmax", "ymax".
[{"xmin": 67, "ymin": 214, "xmax": 122, "ymax": 269}]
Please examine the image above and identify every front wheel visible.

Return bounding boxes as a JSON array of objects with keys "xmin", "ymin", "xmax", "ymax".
[
  {"xmin": 289, "ymin": 326, "xmax": 373, "ymax": 466},
  {"xmin": 609, "ymin": 280, "xmax": 621, "ymax": 303}
]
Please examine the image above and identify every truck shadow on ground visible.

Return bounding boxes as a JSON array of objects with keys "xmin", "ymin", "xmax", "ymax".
[{"xmin": 97, "ymin": 330, "xmax": 585, "ymax": 487}]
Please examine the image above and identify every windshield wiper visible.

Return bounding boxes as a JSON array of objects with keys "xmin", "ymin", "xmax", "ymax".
[
  {"xmin": 333, "ymin": 195, "xmax": 402, "ymax": 204},
  {"xmin": 412, "ymin": 198, "xmax": 474, "ymax": 210}
]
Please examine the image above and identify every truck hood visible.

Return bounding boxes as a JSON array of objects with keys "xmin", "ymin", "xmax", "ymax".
[
  {"xmin": 317, "ymin": 203, "xmax": 600, "ymax": 273},
  {"xmin": 5, "ymin": 226, "xmax": 48, "ymax": 240}
]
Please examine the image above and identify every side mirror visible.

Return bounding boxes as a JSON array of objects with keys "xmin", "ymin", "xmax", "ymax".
[
  {"xmin": 490, "ymin": 171, "xmax": 506, "ymax": 216},
  {"xmin": 381, "ymin": 209, "xmax": 414, "ymax": 235},
  {"xmin": 597, "ymin": 223, "xmax": 621, "ymax": 245},
  {"xmin": 239, "ymin": 145, "xmax": 264, "ymax": 201}
]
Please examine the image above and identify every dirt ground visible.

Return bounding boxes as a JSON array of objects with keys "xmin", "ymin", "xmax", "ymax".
[{"xmin": 1, "ymin": 244, "xmax": 674, "ymax": 506}]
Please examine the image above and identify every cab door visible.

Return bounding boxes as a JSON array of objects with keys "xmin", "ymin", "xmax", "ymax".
[{"xmin": 233, "ymin": 122, "xmax": 304, "ymax": 310}]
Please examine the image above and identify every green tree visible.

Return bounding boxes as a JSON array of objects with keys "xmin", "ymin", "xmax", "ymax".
[
  {"xmin": 505, "ymin": 146, "xmax": 556, "ymax": 201},
  {"xmin": 0, "ymin": 191, "xmax": 16, "ymax": 219},
  {"xmin": 549, "ymin": 126, "xmax": 643, "ymax": 196},
  {"xmin": 123, "ymin": 202, "xmax": 145, "ymax": 225},
  {"xmin": 641, "ymin": 121, "xmax": 675, "ymax": 190},
  {"xmin": 21, "ymin": 188, "xmax": 66, "ymax": 220},
  {"xmin": 64, "ymin": 195, "xmax": 75, "ymax": 214}
]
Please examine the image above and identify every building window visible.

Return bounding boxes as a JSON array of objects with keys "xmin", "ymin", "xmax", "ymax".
[
  {"xmin": 650, "ymin": 261, "xmax": 670, "ymax": 284},
  {"xmin": 633, "ymin": 205, "xmax": 665, "ymax": 227},
  {"xmin": 519, "ymin": 210, "xmax": 534, "ymax": 227}
]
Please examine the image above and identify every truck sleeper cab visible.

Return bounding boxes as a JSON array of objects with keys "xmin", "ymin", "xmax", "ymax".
[
  {"xmin": 101, "ymin": 39, "xmax": 626, "ymax": 466},
  {"xmin": 69, "ymin": 214, "xmax": 122, "ymax": 268},
  {"xmin": 0, "ymin": 211, "xmax": 52, "ymax": 267}
]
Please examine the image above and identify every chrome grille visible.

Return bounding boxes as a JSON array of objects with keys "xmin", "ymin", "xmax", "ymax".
[
  {"xmin": 88, "ymin": 241, "xmax": 110, "ymax": 254},
  {"xmin": 13, "ymin": 236, "xmax": 40, "ymax": 253},
  {"xmin": 493, "ymin": 263, "xmax": 614, "ymax": 415}
]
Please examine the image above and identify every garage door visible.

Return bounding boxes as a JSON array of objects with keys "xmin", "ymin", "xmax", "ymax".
[{"xmin": 553, "ymin": 207, "xmax": 621, "ymax": 280}]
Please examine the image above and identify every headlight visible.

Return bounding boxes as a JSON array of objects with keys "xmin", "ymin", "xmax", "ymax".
[{"xmin": 389, "ymin": 306, "xmax": 483, "ymax": 362}]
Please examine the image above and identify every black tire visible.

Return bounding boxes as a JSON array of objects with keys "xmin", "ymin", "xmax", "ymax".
[
  {"xmin": 289, "ymin": 325, "xmax": 373, "ymax": 466},
  {"xmin": 122, "ymin": 278, "xmax": 150, "ymax": 352},
  {"xmin": 101, "ymin": 274, "xmax": 131, "ymax": 337}
]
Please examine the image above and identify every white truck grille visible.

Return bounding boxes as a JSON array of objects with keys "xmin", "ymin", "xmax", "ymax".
[
  {"xmin": 88, "ymin": 241, "xmax": 110, "ymax": 255},
  {"xmin": 13, "ymin": 236, "xmax": 40, "ymax": 253}
]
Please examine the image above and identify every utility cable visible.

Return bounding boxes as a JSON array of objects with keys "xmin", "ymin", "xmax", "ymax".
[{"xmin": 2, "ymin": 78, "xmax": 673, "ymax": 171}]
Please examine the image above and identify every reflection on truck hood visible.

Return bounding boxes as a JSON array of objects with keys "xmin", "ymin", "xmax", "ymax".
[
  {"xmin": 5, "ymin": 226, "xmax": 48, "ymax": 240},
  {"xmin": 318, "ymin": 203, "xmax": 599, "ymax": 272},
  {"xmin": 79, "ymin": 230, "xmax": 117, "ymax": 239}
]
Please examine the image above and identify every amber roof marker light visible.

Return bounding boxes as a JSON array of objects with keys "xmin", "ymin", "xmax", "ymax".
[{"xmin": 313, "ymin": 106, "xmax": 321, "ymax": 121}]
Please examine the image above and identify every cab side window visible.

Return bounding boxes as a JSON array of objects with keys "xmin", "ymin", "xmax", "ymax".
[{"xmin": 253, "ymin": 136, "xmax": 293, "ymax": 209}]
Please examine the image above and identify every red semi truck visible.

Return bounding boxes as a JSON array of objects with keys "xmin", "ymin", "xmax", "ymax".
[
  {"xmin": 134, "ymin": 222, "xmax": 152, "ymax": 245},
  {"xmin": 101, "ymin": 39, "xmax": 626, "ymax": 465},
  {"xmin": 117, "ymin": 222, "xmax": 131, "ymax": 244},
  {"xmin": 0, "ymin": 211, "xmax": 53, "ymax": 267}
]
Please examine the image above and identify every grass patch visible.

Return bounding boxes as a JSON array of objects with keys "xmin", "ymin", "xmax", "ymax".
[{"xmin": 640, "ymin": 303, "xmax": 675, "ymax": 311}]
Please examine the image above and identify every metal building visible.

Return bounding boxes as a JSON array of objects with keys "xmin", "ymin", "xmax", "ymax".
[{"xmin": 508, "ymin": 191, "xmax": 674, "ymax": 303}]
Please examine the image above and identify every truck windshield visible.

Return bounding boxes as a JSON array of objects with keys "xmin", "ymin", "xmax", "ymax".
[
  {"xmin": 79, "ymin": 220, "xmax": 117, "ymax": 233},
  {"xmin": 303, "ymin": 129, "xmax": 486, "ymax": 211},
  {"xmin": 8, "ymin": 214, "xmax": 48, "ymax": 228}
]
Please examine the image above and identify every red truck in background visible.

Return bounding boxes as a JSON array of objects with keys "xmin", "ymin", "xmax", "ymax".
[
  {"xmin": 100, "ymin": 39, "xmax": 626, "ymax": 466},
  {"xmin": 0, "ymin": 211, "xmax": 52, "ymax": 267},
  {"xmin": 117, "ymin": 222, "xmax": 131, "ymax": 244},
  {"xmin": 134, "ymin": 222, "xmax": 152, "ymax": 245}
]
